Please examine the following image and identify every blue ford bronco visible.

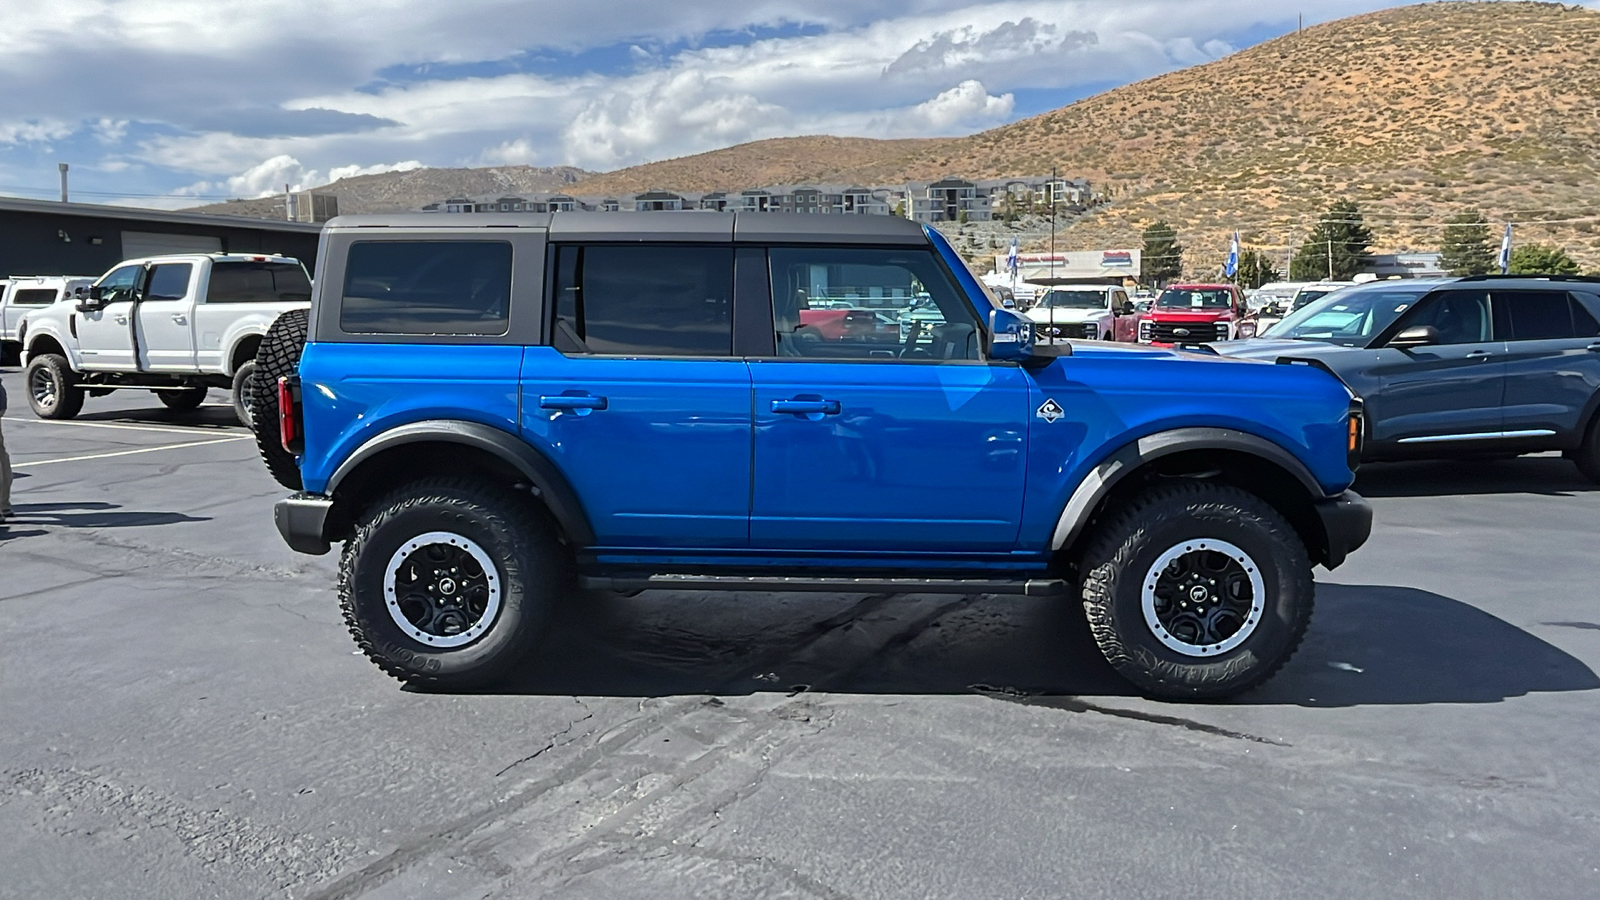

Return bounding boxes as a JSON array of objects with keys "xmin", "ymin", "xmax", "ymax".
[{"xmin": 257, "ymin": 212, "xmax": 1371, "ymax": 699}]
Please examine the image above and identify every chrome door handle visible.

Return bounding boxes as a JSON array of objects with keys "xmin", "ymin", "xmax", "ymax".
[
  {"xmin": 1465, "ymin": 350, "xmax": 1494, "ymax": 359},
  {"xmin": 113, "ymin": 315, "xmax": 128, "ymax": 325},
  {"xmin": 772, "ymin": 398, "xmax": 841, "ymax": 416},
  {"xmin": 1587, "ymin": 343, "xmax": 1600, "ymax": 353},
  {"xmin": 171, "ymin": 314, "xmax": 187, "ymax": 324},
  {"xmin": 539, "ymin": 394, "xmax": 607, "ymax": 412}
]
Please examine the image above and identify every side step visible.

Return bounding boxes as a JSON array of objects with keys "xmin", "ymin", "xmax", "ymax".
[{"xmin": 578, "ymin": 573, "xmax": 1069, "ymax": 597}]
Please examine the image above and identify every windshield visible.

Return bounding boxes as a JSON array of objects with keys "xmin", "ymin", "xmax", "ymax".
[
  {"xmin": 1156, "ymin": 288, "xmax": 1232, "ymax": 309},
  {"xmin": 1263, "ymin": 288, "xmax": 1428, "ymax": 346},
  {"xmin": 1038, "ymin": 289, "xmax": 1108, "ymax": 309}
]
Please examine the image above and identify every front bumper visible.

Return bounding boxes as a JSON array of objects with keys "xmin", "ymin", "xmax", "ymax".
[
  {"xmin": 274, "ymin": 493, "xmax": 333, "ymax": 555},
  {"xmin": 1313, "ymin": 490, "xmax": 1372, "ymax": 569}
]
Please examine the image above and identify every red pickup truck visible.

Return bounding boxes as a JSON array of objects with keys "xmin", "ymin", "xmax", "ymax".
[{"xmin": 1136, "ymin": 283, "xmax": 1257, "ymax": 346}]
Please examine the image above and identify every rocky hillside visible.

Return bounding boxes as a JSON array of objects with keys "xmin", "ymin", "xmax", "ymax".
[
  {"xmin": 186, "ymin": 165, "xmax": 592, "ymax": 218},
  {"xmin": 846, "ymin": 1, "xmax": 1600, "ymax": 269},
  {"xmin": 564, "ymin": 136, "xmax": 942, "ymax": 195}
]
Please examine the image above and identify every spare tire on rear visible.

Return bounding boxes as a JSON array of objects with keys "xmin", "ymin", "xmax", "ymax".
[{"xmin": 251, "ymin": 308, "xmax": 309, "ymax": 490}]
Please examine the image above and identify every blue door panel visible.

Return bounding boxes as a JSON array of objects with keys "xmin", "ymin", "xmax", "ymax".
[
  {"xmin": 749, "ymin": 360, "xmax": 1030, "ymax": 551},
  {"xmin": 519, "ymin": 348, "xmax": 752, "ymax": 548},
  {"xmin": 1365, "ymin": 345, "xmax": 1506, "ymax": 442},
  {"xmin": 298, "ymin": 343, "xmax": 524, "ymax": 493},
  {"xmin": 1502, "ymin": 339, "xmax": 1600, "ymax": 436}
]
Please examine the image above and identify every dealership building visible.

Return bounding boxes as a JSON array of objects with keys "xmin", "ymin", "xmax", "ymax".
[{"xmin": 0, "ymin": 197, "xmax": 322, "ymax": 280}]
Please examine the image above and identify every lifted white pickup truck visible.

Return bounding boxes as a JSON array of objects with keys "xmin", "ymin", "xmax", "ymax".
[{"xmin": 18, "ymin": 252, "xmax": 311, "ymax": 424}]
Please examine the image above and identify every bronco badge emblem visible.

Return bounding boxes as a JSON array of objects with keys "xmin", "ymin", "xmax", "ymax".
[{"xmin": 1036, "ymin": 399, "xmax": 1065, "ymax": 423}]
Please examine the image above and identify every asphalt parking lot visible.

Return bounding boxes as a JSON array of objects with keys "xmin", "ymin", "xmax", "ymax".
[{"xmin": 2, "ymin": 366, "xmax": 1598, "ymax": 900}]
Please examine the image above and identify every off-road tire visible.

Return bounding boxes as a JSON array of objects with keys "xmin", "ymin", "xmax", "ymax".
[
  {"xmin": 251, "ymin": 308, "xmax": 309, "ymax": 490},
  {"xmin": 1078, "ymin": 481, "xmax": 1314, "ymax": 700},
  {"xmin": 24, "ymin": 354, "xmax": 84, "ymax": 420},
  {"xmin": 157, "ymin": 387, "xmax": 207, "ymax": 411},
  {"xmin": 339, "ymin": 477, "xmax": 564, "ymax": 689},
  {"xmin": 1574, "ymin": 412, "xmax": 1600, "ymax": 484},
  {"xmin": 231, "ymin": 360, "xmax": 256, "ymax": 428}
]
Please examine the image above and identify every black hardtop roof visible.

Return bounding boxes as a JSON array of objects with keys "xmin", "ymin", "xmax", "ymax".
[{"xmin": 324, "ymin": 211, "xmax": 930, "ymax": 245}]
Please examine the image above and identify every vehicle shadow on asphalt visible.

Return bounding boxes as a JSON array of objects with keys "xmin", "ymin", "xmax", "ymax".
[
  {"xmin": 488, "ymin": 582, "xmax": 1599, "ymax": 706},
  {"xmin": 1, "ymin": 501, "xmax": 210, "ymax": 529},
  {"xmin": 1355, "ymin": 455, "xmax": 1597, "ymax": 498},
  {"xmin": 70, "ymin": 404, "xmax": 243, "ymax": 431}
]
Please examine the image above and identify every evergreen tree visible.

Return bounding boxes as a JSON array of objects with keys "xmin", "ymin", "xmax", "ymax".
[
  {"xmin": 1439, "ymin": 210, "xmax": 1494, "ymax": 276},
  {"xmin": 1141, "ymin": 221, "xmax": 1184, "ymax": 286},
  {"xmin": 1234, "ymin": 249, "xmax": 1282, "ymax": 290},
  {"xmin": 1508, "ymin": 243, "xmax": 1581, "ymax": 276},
  {"xmin": 1291, "ymin": 201, "xmax": 1374, "ymax": 281}
]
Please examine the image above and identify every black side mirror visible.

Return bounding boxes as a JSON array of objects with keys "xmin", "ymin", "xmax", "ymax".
[
  {"xmin": 1118, "ymin": 301, "xmax": 1136, "ymax": 316},
  {"xmin": 1390, "ymin": 325, "xmax": 1441, "ymax": 349}
]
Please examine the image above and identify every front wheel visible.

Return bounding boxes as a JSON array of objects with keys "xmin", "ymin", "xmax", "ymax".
[
  {"xmin": 1078, "ymin": 482, "xmax": 1313, "ymax": 700},
  {"xmin": 339, "ymin": 478, "xmax": 566, "ymax": 689},
  {"xmin": 24, "ymin": 354, "xmax": 84, "ymax": 419}
]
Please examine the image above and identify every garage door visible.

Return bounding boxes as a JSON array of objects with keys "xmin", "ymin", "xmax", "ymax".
[{"xmin": 120, "ymin": 231, "xmax": 223, "ymax": 259}]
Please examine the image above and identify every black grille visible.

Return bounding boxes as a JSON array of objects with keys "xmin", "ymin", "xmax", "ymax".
[
  {"xmin": 1035, "ymin": 322, "xmax": 1091, "ymax": 339},
  {"xmin": 1148, "ymin": 322, "xmax": 1227, "ymax": 344}
]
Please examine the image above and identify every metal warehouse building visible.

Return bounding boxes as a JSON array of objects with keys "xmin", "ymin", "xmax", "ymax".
[{"xmin": 0, "ymin": 197, "xmax": 322, "ymax": 279}]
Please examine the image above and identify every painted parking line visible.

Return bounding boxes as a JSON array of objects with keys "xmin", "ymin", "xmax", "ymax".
[
  {"xmin": 2, "ymin": 417, "xmax": 240, "ymax": 437},
  {"xmin": 14, "ymin": 436, "xmax": 252, "ymax": 469}
]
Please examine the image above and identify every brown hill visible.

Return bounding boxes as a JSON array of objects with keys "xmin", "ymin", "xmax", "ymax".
[
  {"xmin": 565, "ymin": 136, "xmax": 943, "ymax": 195},
  {"xmin": 186, "ymin": 164, "xmax": 592, "ymax": 218},
  {"xmin": 840, "ymin": 1, "xmax": 1600, "ymax": 270}
]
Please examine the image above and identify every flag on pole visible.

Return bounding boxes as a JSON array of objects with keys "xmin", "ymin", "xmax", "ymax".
[
  {"xmin": 1498, "ymin": 224, "xmax": 1513, "ymax": 274},
  {"xmin": 1224, "ymin": 231, "xmax": 1240, "ymax": 279},
  {"xmin": 1007, "ymin": 237, "xmax": 1019, "ymax": 279}
]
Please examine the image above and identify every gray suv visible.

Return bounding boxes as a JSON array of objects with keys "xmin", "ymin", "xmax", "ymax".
[{"xmin": 1215, "ymin": 275, "xmax": 1600, "ymax": 480}]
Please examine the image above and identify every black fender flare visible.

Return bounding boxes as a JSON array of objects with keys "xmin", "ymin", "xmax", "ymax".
[
  {"xmin": 1051, "ymin": 427, "xmax": 1326, "ymax": 552},
  {"xmin": 327, "ymin": 419, "xmax": 596, "ymax": 546}
]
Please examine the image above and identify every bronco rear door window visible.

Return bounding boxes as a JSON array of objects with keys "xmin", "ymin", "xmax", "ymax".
[
  {"xmin": 340, "ymin": 241, "xmax": 511, "ymax": 335},
  {"xmin": 551, "ymin": 244, "xmax": 733, "ymax": 357}
]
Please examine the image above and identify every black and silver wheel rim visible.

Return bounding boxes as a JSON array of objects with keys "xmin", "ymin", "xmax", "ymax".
[
  {"xmin": 1141, "ymin": 538, "xmax": 1265, "ymax": 657},
  {"xmin": 382, "ymin": 531, "xmax": 502, "ymax": 648},
  {"xmin": 238, "ymin": 372, "xmax": 256, "ymax": 424},
  {"xmin": 29, "ymin": 366, "xmax": 58, "ymax": 410}
]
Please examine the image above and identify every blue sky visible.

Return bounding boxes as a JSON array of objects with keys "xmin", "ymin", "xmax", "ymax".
[{"xmin": 0, "ymin": 1, "xmax": 1556, "ymax": 207}]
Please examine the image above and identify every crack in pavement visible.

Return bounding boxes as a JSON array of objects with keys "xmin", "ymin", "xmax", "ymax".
[
  {"xmin": 970, "ymin": 685, "xmax": 1289, "ymax": 746},
  {"xmin": 495, "ymin": 698, "xmax": 596, "ymax": 778}
]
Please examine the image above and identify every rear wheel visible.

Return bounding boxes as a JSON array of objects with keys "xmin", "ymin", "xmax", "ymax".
[
  {"xmin": 24, "ymin": 354, "xmax": 84, "ymax": 420},
  {"xmin": 157, "ymin": 387, "xmax": 207, "ymax": 411},
  {"xmin": 231, "ymin": 360, "xmax": 257, "ymax": 428},
  {"xmin": 1078, "ymin": 482, "xmax": 1313, "ymax": 700},
  {"xmin": 1574, "ymin": 413, "xmax": 1600, "ymax": 484},
  {"xmin": 251, "ymin": 309, "xmax": 309, "ymax": 490},
  {"xmin": 339, "ymin": 477, "xmax": 565, "ymax": 689}
]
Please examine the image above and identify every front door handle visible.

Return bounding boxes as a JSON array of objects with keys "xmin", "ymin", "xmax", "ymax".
[
  {"xmin": 539, "ymin": 394, "xmax": 607, "ymax": 412},
  {"xmin": 1587, "ymin": 343, "xmax": 1600, "ymax": 353},
  {"xmin": 171, "ymin": 313, "xmax": 187, "ymax": 324},
  {"xmin": 1465, "ymin": 350, "xmax": 1494, "ymax": 359},
  {"xmin": 113, "ymin": 314, "xmax": 129, "ymax": 325}
]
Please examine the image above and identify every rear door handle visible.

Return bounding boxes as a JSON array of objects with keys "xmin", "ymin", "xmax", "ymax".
[
  {"xmin": 1587, "ymin": 343, "xmax": 1600, "ymax": 353},
  {"xmin": 1465, "ymin": 350, "xmax": 1495, "ymax": 359},
  {"xmin": 539, "ymin": 394, "xmax": 607, "ymax": 411},
  {"xmin": 772, "ymin": 398, "xmax": 841, "ymax": 416}
]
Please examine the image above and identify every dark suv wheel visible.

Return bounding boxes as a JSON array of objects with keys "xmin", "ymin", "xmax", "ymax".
[
  {"xmin": 1078, "ymin": 482, "xmax": 1313, "ymax": 700},
  {"xmin": 339, "ymin": 477, "xmax": 567, "ymax": 689}
]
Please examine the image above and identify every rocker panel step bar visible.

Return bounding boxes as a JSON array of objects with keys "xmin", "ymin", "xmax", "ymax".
[{"xmin": 578, "ymin": 573, "xmax": 1069, "ymax": 597}]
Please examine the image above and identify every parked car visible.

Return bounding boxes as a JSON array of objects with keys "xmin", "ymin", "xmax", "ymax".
[
  {"xmin": 1026, "ymin": 285, "xmax": 1132, "ymax": 341},
  {"xmin": 18, "ymin": 253, "xmax": 311, "ymax": 425},
  {"xmin": 1, "ymin": 275, "xmax": 96, "ymax": 365},
  {"xmin": 1254, "ymin": 281, "xmax": 1356, "ymax": 333},
  {"xmin": 1214, "ymin": 275, "xmax": 1600, "ymax": 479},
  {"xmin": 1137, "ymin": 283, "xmax": 1256, "ymax": 346},
  {"xmin": 262, "ymin": 211, "xmax": 1370, "ymax": 701}
]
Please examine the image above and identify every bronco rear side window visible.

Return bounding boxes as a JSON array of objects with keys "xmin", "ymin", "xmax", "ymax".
[
  {"xmin": 551, "ymin": 244, "xmax": 733, "ymax": 357},
  {"xmin": 340, "ymin": 241, "xmax": 511, "ymax": 335}
]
